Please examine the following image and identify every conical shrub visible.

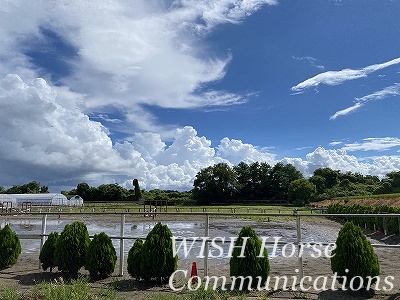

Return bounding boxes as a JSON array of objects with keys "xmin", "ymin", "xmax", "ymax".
[
  {"xmin": 85, "ymin": 232, "xmax": 117, "ymax": 279},
  {"xmin": 140, "ymin": 222, "xmax": 178, "ymax": 282},
  {"xmin": 230, "ymin": 226, "xmax": 270, "ymax": 289},
  {"xmin": 39, "ymin": 231, "xmax": 59, "ymax": 272},
  {"xmin": 55, "ymin": 221, "xmax": 90, "ymax": 276},
  {"xmin": 331, "ymin": 221, "xmax": 380, "ymax": 290},
  {"xmin": 0, "ymin": 225, "xmax": 21, "ymax": 269},
  {"xmin": 127, "ymin": 238, "xmax": 143, "ymax": 279}
]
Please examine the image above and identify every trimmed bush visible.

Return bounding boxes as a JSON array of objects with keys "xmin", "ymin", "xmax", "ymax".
[
  {"xmin": 140, "ymin": 222, "xmax": 178, "ymax": 282},
  {"xmin": 331, "ymin": 221, "xmax": 380, "ymax": 290},
  {"xmin": 55, "ymin": 221, "xmax": 90, "ymax": 276},
  {"xmin": 230, "ymin": 226, "xmax": 270, "ymax": 289},
  {"xmin": 39, "ymin": 231, "xmax": 59, "ymax": 272},
  {"xmin": 0, "ymin": 225, "xmax": 21, "ymax": 269},
  {"xmin": 127, "ymin": 238, "xmax": 144, "ymax": 279},
  {"xmin": 85, "ymin": 232, "xmax": 117, "ymax": 279}
]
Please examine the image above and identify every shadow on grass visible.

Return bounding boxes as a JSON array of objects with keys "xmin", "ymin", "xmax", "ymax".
[{"xmin": 11, "ymin": 271, "xmax": 62, "ymax": 286}]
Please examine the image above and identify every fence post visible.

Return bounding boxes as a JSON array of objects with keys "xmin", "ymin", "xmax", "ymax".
[
  {"xmin": 383, "ymin": 217, "xmax": 387, "ymax": 236},
  {"xmin": 295, "ymin": 211, "xmax": 304, "ymax": 278},
  {"xmin": 204, "ymin": 214, "xmax": 209, "ymax": 277},
  {"xmin": 398, "ymin": 217, "xmax": 400, "ymax": 235},
  {"xmin": 39, "ymin": 214, "xmax": 47, "ymax": 269},
  {"xmin": 119, "ymin": 214, "xmax": 125, "ymax": 276}
]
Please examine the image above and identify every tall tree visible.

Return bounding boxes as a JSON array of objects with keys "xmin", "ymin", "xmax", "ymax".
[
  {"xmin": 77, "ymin": 182, "xmax": 91, "ymax": 199},
  {"xmin": 132, "ymin": 179, "xmax": 142, "ymax": 201},
  {"xmin": 268, "ymin": 163, "xmax": 303, "ymax": 200},
  {"xmin": 288, "ymin": 178, "xmax": 316, "ymax": 206},
  {"xmin": 313, "ymin": 168, "xmax": 340, "ymax": 189},
  {"xmin": 192, "ymin": 163, "xmax": 238, "ymax": 204}
]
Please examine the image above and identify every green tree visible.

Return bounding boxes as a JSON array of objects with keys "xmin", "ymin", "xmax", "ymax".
[
  {"xmin": 39, "ymin": 231, "xmax": 59, "ymax": 272},
  {"xmin": 140, "ymin": 223, "xmax": 178, "ymax": 282},
  {"xmin": 127, "ymin": 238, "xmax": 144, "ymax": 279},
  {"xmin": 39, "ymin": 185, "xmax": 49, "ymax": 193},
  {"xmin": 77, "ymin": 182, "xmax": 91, "ymax": 199},
  {"xmin": 193, "ymin": 163, "xmax": 238, "ymax": 204},
  {"xmin": 387, "ymin": 171, "xmax": 400, "ymax": 189},
  {"xmin": 288, "ymin": 178, "xmax": 316, "ymax": 206},
  {"xmin": 97, "ymin": 183, "xmax": 126, "ymax": 202},
  {"xmin": 133, "ymin": 179, "xmax": 142, "ymax": 201},
  {"xmin": 25, "ymin": 181, "xmax": 40, "ymax": 193},
  {"xmin": 85, "ymin": 232, "xmax": 117, "ymax": 279},
  {"xmin": 309, "ymin": 175, "xmax": 326, "ymax": 195},
  {"xmin": 234, "ymin": 162, "xmax": 251, "ymax": 199},
  {"xmin": 55, "ymin": 221, "xmax": 90, "ymax": 276},
  {"xmin": 313, "ymin": 168, "xmax": 340, "ymax": 189},
  {"xmin": 0, "ymin": 225, "xmax": 21, "ymax": 270},
  {"xmin": 234, "ymin": 162, "xmax": 272, "ymax": 200},
  {"xmin": 230, "ymin": 226, "xmax": 270, "ymax": 289},
  {"xmin": 331, "ymin": 222, "xmax": 380, "ymax": 290},
  {"xmin": 268, "ymin": 163, "xmax": 303, "ymax": 200}
]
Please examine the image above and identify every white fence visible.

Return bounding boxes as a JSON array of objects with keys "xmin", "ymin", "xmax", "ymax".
[{"xmin": 1, "ymin": 211, "xmax": 400, "ymax": 278}]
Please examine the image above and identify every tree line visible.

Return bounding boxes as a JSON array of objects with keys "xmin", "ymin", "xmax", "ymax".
[
  {"xmin": 0, "ymin": 181, "xmax": 49, "ymax": 194},
  {"xmin": 1, "ymin": 163, "xmax": 399, "ymax": 206},
  {"xmin": 192, "ymin": 162, "xmax": 400, "ymax": 205},
  {"xmin": 62, "ymin": 181, "xmax": 192, "ymax": 204}
]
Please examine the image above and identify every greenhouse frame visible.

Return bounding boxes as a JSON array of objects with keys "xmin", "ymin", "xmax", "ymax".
[{"xmin": 0, "ymin": 193, "xmax": 83, "ymax": 207}]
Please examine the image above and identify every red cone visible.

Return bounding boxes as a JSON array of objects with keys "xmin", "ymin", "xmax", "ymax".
[{"xmin": 190, "ymin": 261, "xmax": 198, "ymax": 283}]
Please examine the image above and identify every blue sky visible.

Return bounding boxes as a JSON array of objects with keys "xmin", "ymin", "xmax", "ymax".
[{"xmin": 0, "ymin": 0, "xmax": 399, "ymax": 192}]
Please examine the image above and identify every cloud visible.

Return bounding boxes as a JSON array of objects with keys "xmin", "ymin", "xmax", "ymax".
[
  {"xmin": 292, "ymin": 56, "xmax": 325, "ymax": 70},
  {"xmin": 217, "ymin": 137, "xmax": 277, "ymax": 165},
  {"xmin": 329, "ymin": 102, "xmax": 363, "ymax": 120},
  {"xmin": 1, "ymin": 76, "xmax": 399, "ymax": 191},
  {"xmin": 283, "ymin": 147, "xmax": 400, "ymax": 178},
  {"xmin": 0, "ymin": 0, "xmax": 278, "ymax": 135},
  {"xmin": 0, "ymin": 74, "xmax": 125, "ymax": 182},
  {"xmin": 330, "ymin": 83, "xmax": 400, "ymax": 120},
  {"xmin": 291, "ymin": 57, "xmax": 400, "ymax": 92},
  {"xmin": 171, "ymin": 0, "xmax": 278, "ymax": 33},
  {"xmin": 340, "ymin": 137, "xmax": 400, "ymax": 152},
  {"xmin": 329, "ymin": 141, "xmax": 343, "ymax": 146},
  {"xmin": 0, "ymin": 75, "xmax": 277, "ymax": 190}
]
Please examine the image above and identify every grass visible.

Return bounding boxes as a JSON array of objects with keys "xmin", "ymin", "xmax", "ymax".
[
  {"xmin": 27, "ymin": 203, "xmax": 321, "ymax": 216},
  {"xmin": 0, "ymin": 281, "xmax": 268, "ymax": 300},
  {"xmin": 0, "ymin": 286, "xmax": 20, "ymax": 300},
  {"xmin": 0, "ymin": 279, "xmax": 125, "ymax": 300}
]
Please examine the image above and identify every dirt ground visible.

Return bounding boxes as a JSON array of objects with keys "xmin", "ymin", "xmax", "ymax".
[{"xmin": 1, "ymin": 214, "xmax": 400, "ymax": 300}]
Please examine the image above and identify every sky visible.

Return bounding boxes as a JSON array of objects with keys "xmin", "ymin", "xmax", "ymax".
[{"xmin": 0, "ymin": 0, "xmax": 399, "ymax": 192}]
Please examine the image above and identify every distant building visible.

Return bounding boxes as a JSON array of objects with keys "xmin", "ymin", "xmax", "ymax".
[{"xmin": 0, "ymin": 193, "xmax": 83, "ymax": 207}]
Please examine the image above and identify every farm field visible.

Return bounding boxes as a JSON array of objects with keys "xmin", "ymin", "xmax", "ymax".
[
  {"xmin": 1, "ymin": 205, "xmax": 400, "ymax": 299},
  {"xmin": 311, "ymin": 194, "xmax": 400, "ymax": 208}
]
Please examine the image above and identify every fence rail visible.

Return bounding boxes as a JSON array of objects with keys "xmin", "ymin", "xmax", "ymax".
[{"xmin": 1, "ymin": 210, "xmax": 399, "ymax": 278}]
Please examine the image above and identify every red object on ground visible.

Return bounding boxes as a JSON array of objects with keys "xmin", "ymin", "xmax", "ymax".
[{"xmin": 190, "ymin": 261, "xmax": 198, "ymax": 283}]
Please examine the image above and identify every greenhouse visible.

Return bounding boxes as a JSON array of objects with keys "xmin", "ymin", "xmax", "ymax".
[
  {"xmin": 0, "ymin": 193, "xmax": 83, "ymax": 207},
  {"xmin": 0, "ymin": 194, "xmax": 17, "ymax": 206}
]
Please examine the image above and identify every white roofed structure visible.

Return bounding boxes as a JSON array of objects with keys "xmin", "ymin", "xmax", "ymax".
[
  {"xmin": 0, "ymin": 193, "xmax": 83, "ymax": 206},
  {"xmin": 0, "ymin": 194, "xmax": 17, "ymax": 205}
]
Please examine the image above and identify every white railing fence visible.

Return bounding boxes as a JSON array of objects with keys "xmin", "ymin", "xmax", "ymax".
[{"xmin": 2, "ymin": 211, "xmax": 400, "ymax": 278}]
